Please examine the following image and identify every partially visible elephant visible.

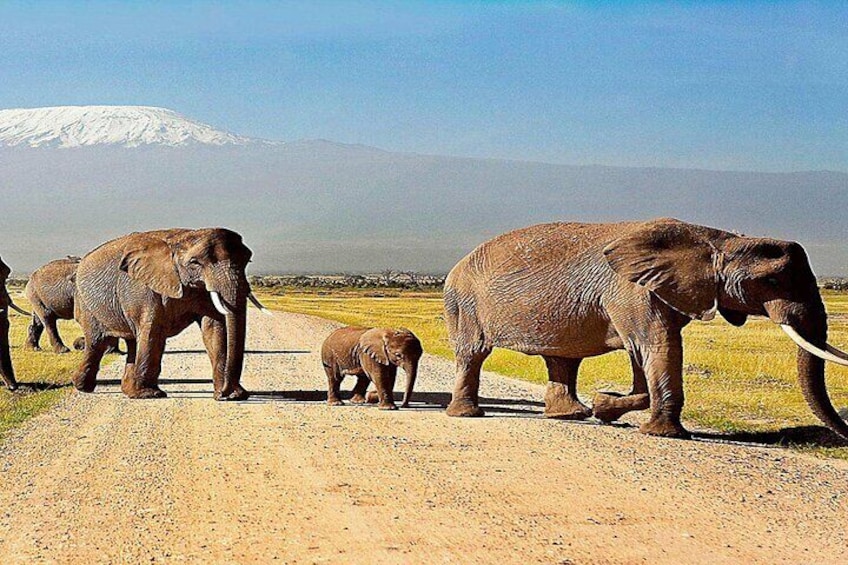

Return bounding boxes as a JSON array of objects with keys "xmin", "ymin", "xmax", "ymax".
[
  {"xmin": 25, "ymin": 257, "xmax": 122, "ymax": 354},
  {"xmin": 322, "ymin": 326, "xmax": 422, "ymax": 409},
  {"xmin": 0, "ymin": 257, "xmax": 28, "ymax": 390},
  {"xmin": 444, "ymin": 218, "xmax": 848, "ymax": 439},
  {"xmin": 73, "ymin": 228, "xmax": 266, "ymax": 400}
]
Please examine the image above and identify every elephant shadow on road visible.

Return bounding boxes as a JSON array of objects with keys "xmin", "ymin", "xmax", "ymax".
[
  {"xmin": 693, "ymin": 426, "xmax": 848, "ymax": 449},
  {"xmin": 250, "ymin": 389, "xmax": 545, "ymax": 416}
]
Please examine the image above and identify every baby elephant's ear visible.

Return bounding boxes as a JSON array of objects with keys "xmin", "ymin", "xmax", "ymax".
[
  {"xmin": 603, "ymin": 219, "xmax": 718, "ymax": 320},
  {"xmin": 119, "ymin": 236, "xmax": 183, "ymax": 299},
  {"xmin": 359, "ymin": 329, "xmax": 391, "ymax": 365}
]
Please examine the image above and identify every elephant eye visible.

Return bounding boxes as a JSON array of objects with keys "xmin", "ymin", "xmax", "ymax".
[{"xmin": 766, "ymin": 277, "xmax": 780, "ymax": 287}]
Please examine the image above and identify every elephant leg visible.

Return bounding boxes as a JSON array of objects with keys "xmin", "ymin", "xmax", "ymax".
[
  {"xmin": 446, "ymin": 349, "xmax": 490, "ymax": 417},
  {"xmin": 370, "ymin": 366, "xmax": 398, "ymax": 410},
  {"xmin": 43, "ymin": 312, "xmax": 70, "ymax": 354},
  {"xmin": 639, "ymin": 336, "xmax": 689, "ymax": 438},
  {"xmin": 72, "ymin": 333, "xmax": 108, "ymax": 393},
  {"xmin": 543, "ymin": 356, "xmax": 591, "ymax": 420},
  {"xmin": 365, "ymin": 386, "xmax": 380, "ymax": 404},
  {"xmin": 350, "ymin": 374, "xmax": 370, "ymax": 404},
  {"xmin": 121, "ymin": 338, "xmax": 138, "ymax": 390},
  {"xmin": 25, "ymin": 313, "xmax": 44, "ymax": 351},
  {"xmin": 104, "ymin": 337, "xmax": 123, "ymax": 355},
  {"xmin": 325, "ymin": 365, "xmax": 344, "ymax": 406},
  {"xmin": 592, "ymin": 352, "xmax": 651, "ymax": 423},
  {"xmin": 122, "ymin": 326, "xmax": 166, "ymax": 399},
  {"xmin": 0, "ymin": 313, "xmax": 17, "ymax": 390},
  {"xmin": 201, "ymin": 316, "xmax": 226, "ymax": 398}
]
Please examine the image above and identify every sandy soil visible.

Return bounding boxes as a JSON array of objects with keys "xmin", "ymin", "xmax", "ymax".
[{"xmin": 0, "ymin": 310, "xmax": 846, "ymax": 564}]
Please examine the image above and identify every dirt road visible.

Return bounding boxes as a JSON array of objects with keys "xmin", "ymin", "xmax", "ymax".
[{"xmin": 0, "ymin": 310, "xmax": 845, "ymax": 564}]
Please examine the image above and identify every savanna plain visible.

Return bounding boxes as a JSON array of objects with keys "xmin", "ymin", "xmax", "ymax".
[{"xmin": 0, "ymin": 285, "xmax": 846, "ymax": 564}]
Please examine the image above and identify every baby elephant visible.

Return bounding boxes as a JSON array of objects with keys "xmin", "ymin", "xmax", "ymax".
[{"xmin": 322, "ymin": 326, "xmax": 422, "ymax": 409}]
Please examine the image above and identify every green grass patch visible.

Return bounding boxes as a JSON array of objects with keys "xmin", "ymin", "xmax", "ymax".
[
  {"xmin": 0, "ymin": 301, "xmax": 120, "ymax": 440},
  {"xmin": 259, "ymin": 289, "xmax": 848, "ymax": 459}
]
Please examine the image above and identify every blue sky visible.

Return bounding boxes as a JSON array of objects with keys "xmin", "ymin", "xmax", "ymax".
[{"xmin": 0, "ymin": 1, "xmax": 845, "ymax": 172}]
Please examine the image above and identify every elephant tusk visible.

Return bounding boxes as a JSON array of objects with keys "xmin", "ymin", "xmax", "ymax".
[
  {"xmin": 248, "ymin": 292, "xmax": 273, "ymax": 316},
  {"xmin": 210, "ymin": 291, "xmax": 232, "ymax": 316},
  {"xmin": 826, "ymin": 344, "xmax": 848, "ymax": 363},
  {"xmin": 780, "ymin": 325, "xmax": 848, "ymax": 367},
  {"xmin": 9, "ymin": 302, "xmax": 31, "ymax": 316}
]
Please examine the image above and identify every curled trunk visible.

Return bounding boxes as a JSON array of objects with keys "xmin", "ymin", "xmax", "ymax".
[{"xmin": 793, "ymin": 310, "xmax": 848, "ymax": 439}]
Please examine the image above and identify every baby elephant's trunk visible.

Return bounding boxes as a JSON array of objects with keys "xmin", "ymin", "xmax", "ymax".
[{"xmin": 401, "ymin": 361, "xmax": 418, "ymax": 408}]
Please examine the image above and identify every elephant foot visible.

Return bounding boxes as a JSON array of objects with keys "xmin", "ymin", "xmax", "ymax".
[
  {"xmin": 4, "ymin": 381, "xmax": 18, "ymax": 392},
  {"xmin": 592, "ymin": 392, "xmax": 650, "ymax": 423},
  {"xmin": 24, "ymin": 343, "xmax": 41, "ymax": 352},
  {"xmin": 365, "ymin": 391, "xmax": 380, "ymax": 404},
  {"xmin": 73, "ymin": 337, "xmax": 86, "ymax": 351},
  {"xmin": 73, "ymin": 373, "xmax": 97, "ymax": 393},
  {"xmin": 215, "ymin": 387, "xmax": 250, "ymax": 401},
  {"xmin": 400, "ymin": 401, "xmax": 410, "ymax": 409},
  {"xmin": 639, "ymin": 414, "xmax": 690, "ymax": 439},
  {"xmin": 53, "ymin": 346, "xmax": 71, "ymax": 354},
  {"xmin": 124, "ymin": 386, "xmax": 167, "ymax": 399},
  {"xmin": 349, "ymin": 394, "xmax": 368, "ymax": 404},
  {"xmin": 543, "ymin": 382, "xmax": 592, "ymax": 420},
  {"xmin": 378, "ymin": 403, "xmax": 398, "ymax": 411},
  {"xmin": 327, "ymin": 397, "xmax": 345, "ymax": 406},
  {"xmin": 446, "ymin": 399, "xmax": 485, "ymax": 417}
]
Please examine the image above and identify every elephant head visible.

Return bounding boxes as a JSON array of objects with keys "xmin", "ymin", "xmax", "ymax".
[
  {"xmin": 119, "ymin": 228, "xmax": 262, "ymax": 395},
  {"xmin": 360, "ymin": 328, "xmax": 423, "ymax": 407},
  {"xmin": 0, "ymin": 258, "xmax": 18, "ymax": 390},
  {"xmin": 604, "ymin": 218, "xmax": 848, "ymax": 438}
]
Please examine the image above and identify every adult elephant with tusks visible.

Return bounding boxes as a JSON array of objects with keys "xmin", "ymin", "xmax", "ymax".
[
  {"xmin": 444, "ymin": 218, "xmax": 848, "ymax": 439},
  {"xmin": 73, "ymin": 228, "xmax": 271, "ymax": 400},
  {"xmin": 0, "ymin": 257, "xmax": 30, "ymax": 391}
]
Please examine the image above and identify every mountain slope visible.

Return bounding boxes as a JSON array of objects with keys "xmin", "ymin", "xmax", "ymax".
[
  {"xmin": 0, "ymin": 106, "xmax": 260, "ymax": 148},
  {"xmin": 0, "ymin": 143, "xmax": 845, "ymax": 275},
  {"xmin": 0, "ymin": 105, "xmax": 844, "ymax": 275}
]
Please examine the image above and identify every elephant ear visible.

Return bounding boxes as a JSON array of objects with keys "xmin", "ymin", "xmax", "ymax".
[
  {"xmin": 603, "ymin": 219, "xmax": 718, "ymax": 320},
  {"xmin": 119, "ymin": 236, "xmax": 183, "ymax": 299},
  {"xmin": 359, "ymin": 329, "xmax": 391, "ymax": 365}
]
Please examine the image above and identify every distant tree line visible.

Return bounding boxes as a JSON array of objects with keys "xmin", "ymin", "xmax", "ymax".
[
  {"xmin": 248, "ymin": 271, "xmax": 446, "ymax": 291},
  {"xmin": 821, "ymin": 278, "xmax": 848, "ymax": 291}
]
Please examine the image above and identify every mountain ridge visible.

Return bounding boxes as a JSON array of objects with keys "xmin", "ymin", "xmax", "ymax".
[{"xmin": 0, "ymin": 105, "xmax": 276, "ymax": 148}]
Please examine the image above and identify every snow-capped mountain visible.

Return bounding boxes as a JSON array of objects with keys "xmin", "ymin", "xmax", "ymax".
[{"xmin": 0, "ymin": 105, "xmax": 263, "ymax": 148}]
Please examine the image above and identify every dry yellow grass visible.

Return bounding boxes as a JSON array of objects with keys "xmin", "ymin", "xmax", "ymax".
[{"xmin": 259, "ymin": 289, "xmax": 848, "ymax": 458}]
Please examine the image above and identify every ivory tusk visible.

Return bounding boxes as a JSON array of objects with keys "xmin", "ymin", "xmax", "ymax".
[
  {"xmin": 248, "ymin": 292, "xmax": 273, "ymax": 316},
  {"xmin": 825, "ymin": 344, "xmax": 848, "ymax": 363},
  {"xmin": 210, "ymin": 291, "xmax": 232, "ymax": 316},
  {"xmin": 780, "ymin": 325, "xmax": 848, "ymax": 367},
  {"xmin": 9, "ymin": 302, "xmax": 31, "ymax": 316}
]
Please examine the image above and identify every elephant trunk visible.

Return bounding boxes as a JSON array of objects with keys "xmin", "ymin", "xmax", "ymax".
[
  {"xmin": 0, "ymin": 310, "xmax": 18, "ymax": 391},
  {"xmin": 207, "ymin": 263, "xmax": 248, "ymax": 397},
  {"xmin": 769, "ymin": 298, "xmax": 848, "ymax": 439},
  {"xmin": 401, "ymin": 360, "xmax": 418, "ymax": 408}
]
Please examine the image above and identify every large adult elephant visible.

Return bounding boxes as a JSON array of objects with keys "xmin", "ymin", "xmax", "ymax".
[
  {"xmin": 443, "ymin": 218, "xmax": 848, "ymax": 439},
  {"xmin": 0, "ymin": 257, "xmax": 29, "ymax": 391},
  {"xmin": 73, "ymin": 228, "xmax": 267, "ymax": 400}
]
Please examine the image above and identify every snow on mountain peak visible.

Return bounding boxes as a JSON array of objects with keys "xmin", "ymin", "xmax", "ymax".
[{"xmin": 0, "ymin": 105, "xmax": 264, "ymax": 148}]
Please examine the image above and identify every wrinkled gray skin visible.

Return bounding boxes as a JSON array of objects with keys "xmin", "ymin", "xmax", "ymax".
[
  {"xmin": 444, "ymin": 218, "xmax": 848, "ymax": 439},
  {"xmin": 322, "ymin": 326, "xmax": 423, "ymax": 409},
  {"xmin": 73, "ymin": 228, "xmax": 255, "ymax": 400},
  {"xmin": 25, "ymin": 256, "xmax": 122, "ymax": 355},
  {"xmin": 0, "ymin": 258, "xmax": 19, "ymax": 390}
]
